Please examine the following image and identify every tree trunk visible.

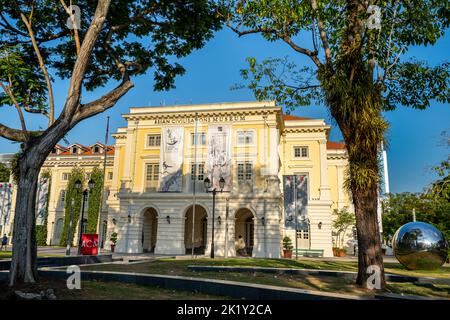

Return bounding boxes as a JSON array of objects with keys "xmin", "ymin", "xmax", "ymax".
[
  {"xmin": 353, "ymin": 182, "xmax": 385, "ymax": 289},
  {"xmin": 9, "ymin": 143, "xmax": 50, "ymax": 286}
]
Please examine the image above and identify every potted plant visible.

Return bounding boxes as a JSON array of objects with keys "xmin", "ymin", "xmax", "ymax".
[
  {"xmin": 282, "ymin": 236, "xmax": 293, "ymax": 258},
  {"xmin": 332, "ymin": 247, "xmax": 339, "ymax": 257},
  {"xmin": 338, "ymin": 248, "xmax": 346, "ymax": 257},
  {"xmin": 110, "ymin": 232, "xmax": 118, "ymax": 253}
]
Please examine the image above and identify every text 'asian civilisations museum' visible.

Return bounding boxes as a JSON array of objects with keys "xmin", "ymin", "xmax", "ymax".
[{"xmin": 3, "ymin": 101, "xmax": 358, "ymax": 258}]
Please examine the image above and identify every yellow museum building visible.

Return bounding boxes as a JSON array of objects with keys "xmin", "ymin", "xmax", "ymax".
[{"xmin": 3, "ymin": 101, "xmax": 355, "ymax": 258}]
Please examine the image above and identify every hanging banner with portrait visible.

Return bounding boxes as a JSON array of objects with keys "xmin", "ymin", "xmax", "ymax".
[
  {"xmin": 206, "ymin": 125, "xmax": 232, "ymax": 191},
  {"xmin": 283, "ymin": 175, "xmax": 309, "ymax": 230},
  {"xmin": 0, "ymin": 183, "xmax": 12, "ymax": 228},
  {"xmin": 35, "ymin": 177, "xmax": 50, "ymax": 225},
  {"xmin": 159, "ymin": 126, "xmax": 184, "ymax": 192}
]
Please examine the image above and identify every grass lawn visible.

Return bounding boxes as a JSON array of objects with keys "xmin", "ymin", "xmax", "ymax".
[
  {"xmin": 0, "ymin": 251, "xmax": 65, "ymax": 260},
  {"xmin": 79, "ymin": 258, "xmax": 450, "ymax": 299},
  {"xmin": 0, "ymin": 278, "xmax": 230, "ymax": 300}
]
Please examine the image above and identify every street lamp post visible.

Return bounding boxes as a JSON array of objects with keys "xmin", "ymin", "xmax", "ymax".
[
  {"xmin": 204, "ymin": 176, "xmax": 230, "ymax": 259},
  {"xmin": 76, "ymin": 179, "xmax": 94, "ymax": 256}
]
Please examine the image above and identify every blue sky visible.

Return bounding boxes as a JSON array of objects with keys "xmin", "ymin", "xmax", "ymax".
[{"xmin": 0, "ymin": 28, "xmax": 448, "ymax": 193}]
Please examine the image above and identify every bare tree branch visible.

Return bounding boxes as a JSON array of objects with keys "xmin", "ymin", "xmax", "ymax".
[
  {"xmin": 225, "ymin": 21, "xmax": 322, "ymax": 67},
  {"xmin": 60, "ymin": 0, "xmax": 112, "ymax": 122},
  {"xmin": 0, "ymin": 123, "xmax": 32, "ymax": 142},
  {"xmin": 71, "ymin": 79, "xmax": 134, "ymax": 124},
  {"xmin": 60, "ymin": 0, "xmax": 81, "ymax": 55},
  {"xmin": 0, "ymin": 82, "xmax": 27, "ymax": 133},
  {"xmin": 311, "ymin": 0, "xmax": 332, "ymax": 66},
  {"xmin": 20, "ymin": 12, "xmax": 55, "ymax": 126}
]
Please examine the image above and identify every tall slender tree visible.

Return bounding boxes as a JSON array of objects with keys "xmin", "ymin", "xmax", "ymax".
[
  {"xmin": 221, "ymin": 0, "xmax": 449, "ymax": 288},
  {"xmin": 0, "ymin": 0, "xmax": 222, "ymax": 286}
]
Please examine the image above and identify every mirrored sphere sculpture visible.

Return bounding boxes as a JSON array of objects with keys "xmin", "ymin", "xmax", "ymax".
[{"xmin": 393, "ymin": 222, "xmax": 448, "ymax": 270}]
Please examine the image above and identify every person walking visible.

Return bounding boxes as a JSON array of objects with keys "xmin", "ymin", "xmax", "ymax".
[{"xmin": 1, "ymin": 234, "xmax": 8, "ymax": 251}]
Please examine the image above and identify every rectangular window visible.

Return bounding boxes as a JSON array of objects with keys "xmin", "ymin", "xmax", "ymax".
[
  {"xmin": 145, "ymin": 163, "xmax": 159, "ymax": 190},
  {"xmin": 147, "ymin": 134, "xmax": 161, "ymax": 147},
  {"xmin": 190, "ymin": 163, "xmax": 205, "ymax": 181},
  {"xmin": 294, "ymin": 146, "xmax": 308, "ymax": 158},
  {"xmin": 191, "ymin": 132, "xmax": 206, "ymax": 146},
  {"xmin": 237, "ymin": 131, "xmax": 254, "ymax": 145},
  {"xmin": 108, "ymin": 172, "xmax": 113, "ymax": 180},
  {"xmin": 238, "ymin": 162, "xmax": 253, "ymax": 181},
  {"xmin": 237, "ymin": 161, "xmax": 253, "ymax": 192},
  {"xmin": 296, "ymin": 229, "xmax": 309, "ymax": 239},
  {"xmin": 59, "ymin": 190, "xmax": 66, "ymax": 208},
  {"xmin": 62, "ymin": 173, "xmax": 71, "ymax": 181}
]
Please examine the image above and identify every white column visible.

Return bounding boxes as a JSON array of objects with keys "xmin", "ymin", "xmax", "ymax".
[
  {"xmin": 319, "ymin": 139, "xmax": 331, "ymax": 200},
  {"xmin": 121, "ymin": 126, "xmax": 137, "ymax": 189},
  {"xmin": 337, "ymin": 165, "xmax": 346, "ymax": 209}
]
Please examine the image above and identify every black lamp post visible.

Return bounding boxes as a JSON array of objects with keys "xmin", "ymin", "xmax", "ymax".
[
  {"xmin": 204, "ymin": 176, "xmax": 229, "ymax": 259},
  {"xmin": 76, "ymin": 179, "xmax": 94, "ymax": 255}
]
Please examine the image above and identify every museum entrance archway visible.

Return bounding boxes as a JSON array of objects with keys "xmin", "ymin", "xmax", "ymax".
[
  {"xmin": 184, "ymin": 205, "xmax": 207, "ymax": 255},
  {"xmin": 142, "ymin": 207, "xmax": 158, "ymax": 253},
  {"xmin": 235, "ymin": 208, "xmax": 254, "ymax": 257}
]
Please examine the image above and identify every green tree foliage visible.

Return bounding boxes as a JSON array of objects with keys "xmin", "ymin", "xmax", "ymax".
[
  {"xmin": 383, "ymin": 153, "xmax": 450, "ymax": 242},
  {"xmin": 382, "ymin": 192, "xmax": 450, "ymax": 241},
  {"xmin": 0, "ymin": 0, "xmax": 222, "ymax": 285},
  {"xmin": 0, "ymin": 162, "xmax": 10, "ymax": 181},
  {"xmin": 222, "ymin": 0, "xmax": 449, "ymax": 288},
  {"xmin": 35, "ymin": 170, "xmax": 51, "ymax": 246},
  {"xmin": 59, "ymin": 168, "xmax": 85, "ymax": 247},
  {"xmin": 0, "ymin": 0, "xmax": 222, "ymax": 105},
  {"xmin": 86, "ymin": 167, "xmax": 103, "ymax": 234}
]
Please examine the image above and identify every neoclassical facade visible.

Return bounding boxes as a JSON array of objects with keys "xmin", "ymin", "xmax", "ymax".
[
  {"xmin": 1, "ymin": 100, "xmax": 354, "ymax": 256},
  {"xmin": 106, "ymin": 101, "xmax": 353, "ymax": 257}
]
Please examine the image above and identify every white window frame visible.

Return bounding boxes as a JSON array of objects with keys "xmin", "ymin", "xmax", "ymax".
[
  {"xmin": 59, "ymin": 190, "xmax": 66, "ymax": 208},
  {"xmin": 236, "ymin": 130, "xmax": 256, "ymax": 147},
  {"xmin": 237, "ymin": 161, "xmax": 254, "ymax": 192},
  {"xmin": 190, "ymin": 162, "xmax": 205, "ymax": 182},
  {"xmin": 144, "ymin": 162, "xmax": 160, "ymax": 190},
  {"xmin": 293, "ymin": 146, "xmax": 309, "ymax": 159},
  {"xmin": 145, "ymin": 134, "xmax": 162, "ymax": 148},
  {"xmin": 190, "ymin": 132, "xmax": 206, "ymax": 147},
  {"xmin": 62, "ymin": 172, "xmax": 71, "ymax": 181}
]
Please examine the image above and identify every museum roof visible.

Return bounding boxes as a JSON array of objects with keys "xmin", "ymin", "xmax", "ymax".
[
  {"xmin": 52, "ymin": 143, "xmax": 115, "ymax": 156},
  {"xmin": 326, "ymin": 141, "xmax": 346, "ymax": 150},
  {"xmin": 282, "ymin": 114, "xmax": 314, "ymax": 121}
]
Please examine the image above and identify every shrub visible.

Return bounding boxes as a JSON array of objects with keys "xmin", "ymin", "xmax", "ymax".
[{"xmin": 282, "ymin": 236, "xmax": 293, "ymax": 250}]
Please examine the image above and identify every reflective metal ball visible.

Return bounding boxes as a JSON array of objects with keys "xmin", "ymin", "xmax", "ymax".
[{"xmin": 393, "ymin": 222, "xmax": 448, "ymax": 270}]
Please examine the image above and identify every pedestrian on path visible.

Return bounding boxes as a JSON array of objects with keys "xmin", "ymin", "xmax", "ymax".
[{"xmin": 1, "ymin": 234, "xmax": 8, "ymax": 251}]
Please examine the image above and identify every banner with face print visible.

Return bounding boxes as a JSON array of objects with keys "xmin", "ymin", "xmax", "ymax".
[
  {"xmin": 206, "ymin": 125, "xmax": 232, "ymax": 191},
  {"xmin": 35, "ymin": 177, "xmax": 50, "ymax": 225},
  {"xmin": 283, "ymin": 175, "xmax": 308, "ymax": 230},
  {"xmin": 159, "ymin": 127, "xmax": 184, "ymax": 192},
  {"xmin": 0, "ymin": 183, "xmax": 12, "ymax": 227}
]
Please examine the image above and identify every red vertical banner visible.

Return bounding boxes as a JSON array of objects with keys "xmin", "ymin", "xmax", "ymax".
[{"xmin": 81, "ymin": 234, "xmax": 98, "ymax": 255}]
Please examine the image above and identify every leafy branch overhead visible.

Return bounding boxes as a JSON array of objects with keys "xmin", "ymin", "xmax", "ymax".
[
  {"xmin": 223, "ymin": 0, "xmax": 449, "ymax": 112},
  {"xmin": 0, "ymin": 0, "xmax": 222, "ymax": 142}
]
